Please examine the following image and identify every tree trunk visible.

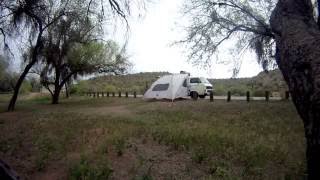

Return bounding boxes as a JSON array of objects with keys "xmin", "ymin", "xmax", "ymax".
[
  {"xmin": 7, "ymin": 22, "xmax": 43, "ymax": 112},
  {"xmin": 65, "ymin": 83, "xmax": 69, "ymax": 98},
  {"xmin": 52, "ymin": 69, "xmax": 61, "ymax": 104},
  {"xmin": 270, "ymin": 0, "xmax": 320, "ymax": 179},
  {"xmin": 7, "ymin": 62, "xmax": 35, "ymax": 111},
  {"xmin": 52, "ymin": 87, "xmax": 61, "ymax": 104}
]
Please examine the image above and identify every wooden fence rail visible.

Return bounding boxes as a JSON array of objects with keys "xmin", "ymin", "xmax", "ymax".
[
  {"xmin": 86, "ymin": 91, "xmax": 138, "ymax": 98},
  {"xmin": 85, "ymin": 90, "xmax": 291, "ymax": 102}
]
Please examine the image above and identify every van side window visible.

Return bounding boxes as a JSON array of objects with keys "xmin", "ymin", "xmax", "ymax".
[
  {"xmin": 183, "ymin": 79, "xmax": 187, "ymax": 87},
  {"xmin": 190, "ymin": 78, "xmax": 201, "ymax": 83},
  {"xmin": 152, "ymin": 83, "xmax": 169, "ymax": 91}
]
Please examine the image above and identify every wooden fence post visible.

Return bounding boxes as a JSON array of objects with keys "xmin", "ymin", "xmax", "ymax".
[
  {"xmin": 107, "ymin": 92, "xmax": 109, "ymax": 97},
  {"xmin": 285, "ymin": 91, "xmax": 290, "ymax": 100},
  {"xmin": 227, "ymin": 91, "xmax": 231, "ymax": 102},
  {"xmin": 246, "ymin": 91, "xmax": 250, "ymax": 102},
  {"xmin": 97, "ymin": 92, "xmax": 99, "ymax": 98},
  {"xmin": 102, "ymin": 92, "xmax": 104, "ymax": 97},
  {"xmin": 265, "ymin": 91, "xmax": 269, "ymax": 102},
  {"xmin": 210, "ymin": 91, "xmax": 213, "ymax": 102},
  {"xmin": 118, "ymin": 91, "xmax": 121, "ymax": 97},
  {"xmin": 134, "ymin": 92, "xmax": 137, "ymax": 98},
  {"xmin": 125, "ymin": 92, "xmax": 128, "ymax": 98}
]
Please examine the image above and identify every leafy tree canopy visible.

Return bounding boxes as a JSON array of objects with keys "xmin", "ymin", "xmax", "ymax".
[{"xmin": 68, "ymin": 41, "xmax": 130, "ymax": 76}]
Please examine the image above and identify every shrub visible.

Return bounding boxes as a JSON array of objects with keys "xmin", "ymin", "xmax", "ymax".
[
  {"xmin": 70, "ymin": 81, "xmax": 90, "ymax": 94},
  {"xmin": 19, "ymin": 81, "xmax": 32, "ymax": 94},
  {"xmin": 112, "ymin": 136, "xmax": 126, "ymax": 156},
  {"xmin": 104, "ymin": 84, "xmax": 117, "ymax": 93}
]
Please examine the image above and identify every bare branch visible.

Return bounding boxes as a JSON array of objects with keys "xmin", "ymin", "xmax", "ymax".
[{"xmin": 178, "ymin": 0, "xmax": 277, "ymax": 71}]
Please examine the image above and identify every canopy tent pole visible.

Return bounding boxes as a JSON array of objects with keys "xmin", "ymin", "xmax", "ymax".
[{"xmin": 171, "ymin": 74, "xmax": 174, "ymax": 102}]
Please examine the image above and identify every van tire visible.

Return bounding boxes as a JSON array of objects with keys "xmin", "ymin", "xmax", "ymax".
[
  {"xmin": 199, "ymin": 95, "xmax": 205, "ymax": 99},
  {"xmin": 191, "ymin": 92, "xmax": 198, "ymax": 100}
]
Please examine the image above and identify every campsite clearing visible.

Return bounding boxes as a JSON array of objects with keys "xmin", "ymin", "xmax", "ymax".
[{"xmin": 0, "ymin": 95, "xmax": 306, "ymax": 179}]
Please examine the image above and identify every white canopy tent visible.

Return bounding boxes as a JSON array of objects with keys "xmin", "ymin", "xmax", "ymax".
[{"xmin": 143, "ymin": 74, "xmax": 189, "ymax": 100}]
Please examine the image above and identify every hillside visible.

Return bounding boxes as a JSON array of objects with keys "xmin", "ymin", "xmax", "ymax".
[
  {"xmin": 210, "ymin": 69, "xmax": 287, "ymax": 96},
  {"xmin": 72, "ymin": 70, "xmax": 288, "ymax": 96},
  {"xmin": 72, "ymin": 72, "xmax": 170, "ymax": 94}
]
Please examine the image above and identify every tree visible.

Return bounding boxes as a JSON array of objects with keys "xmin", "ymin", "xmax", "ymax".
[
  {"xmin": 1, "ymin": 0, "xmax": 68, "ymax": 111},
  {"xmin": 0, "ymin": 0, "xmax": 135, "ymax": 111},
  {"xmin": 270, "ymin": 0, "xmax": 320, "ymax": 179},
  {"xmin": 40, "ymin": 41, "xmax": 130, "ymax": 104},
  {"xmin": 180, "ymin": 0, "xmax": 320, "ymax": 179},
  {"xmin": 37, "ymin": 1, "xmax": 101, "ymax": 104}
]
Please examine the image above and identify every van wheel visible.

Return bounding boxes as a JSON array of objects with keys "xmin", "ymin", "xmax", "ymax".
[
  {"xmin": 199, "ymin": 95, "xmax": 205, "ymax": 99},
  {"xmin": 191, "ymin": 92, "xmax": 198, "ymax": 100}
]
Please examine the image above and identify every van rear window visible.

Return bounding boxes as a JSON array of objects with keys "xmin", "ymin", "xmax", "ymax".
[{"xmin": 152, "ymin": 83, "xmax": 169, "ymax": 91}]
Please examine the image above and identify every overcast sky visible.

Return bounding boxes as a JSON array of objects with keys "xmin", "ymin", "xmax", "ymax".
[
  {"xmin": 7, "ymin": 0, "xmax": 263, "ymax": 79},
  {"xmin": 112, "ymin": 0, "xmax": 263, "ymax": 79}
]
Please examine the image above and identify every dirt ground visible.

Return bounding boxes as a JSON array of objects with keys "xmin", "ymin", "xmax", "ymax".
[
  {"xmin": 0, "ymin": 99, "xmax": 209, "ymax": 180},
  {"xmin": 0, "ymin": 96, "xmax": 306, "ymax": 179}
]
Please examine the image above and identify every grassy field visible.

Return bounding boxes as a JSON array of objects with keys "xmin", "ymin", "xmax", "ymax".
[{"xmin": 0, "ymin": 94, "xmax": 306, "ymax": 179}]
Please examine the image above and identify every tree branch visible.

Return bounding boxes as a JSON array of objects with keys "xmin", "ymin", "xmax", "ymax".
[
  {"xmin": 108, "ymin": 0, "xmax": 129, "ymax": 26},
  {"xmin": 59, "ymin": 71, "xmax": 77, "ymax": 89},
  {"xmin": 43, "ymin": 12, "xmax": 65, "ymax": 30},
  {"xmin": 215, "ymin": 1, "xmax": 267, "ymax": 28},
  {"xmin": 86, "ymin": 0, "xmax": 94, "ymax": 18},
  {"xmin": 43, "ymin": 83, "xmax": 54, "ymax": 96}
]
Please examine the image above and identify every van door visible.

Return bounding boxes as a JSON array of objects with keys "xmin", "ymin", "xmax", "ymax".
[{"xmin": 188, "ymin": 77, "xmax": 201, "ymax": 94}]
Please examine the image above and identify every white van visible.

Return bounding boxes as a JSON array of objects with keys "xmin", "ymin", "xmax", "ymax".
[
  {"xmin": 144, "ymin": 72, "xmax": 213, "ymax": 101},
  {"xmin": 187, "ymin": 77, "xmax": 213, "ymax": 100}
]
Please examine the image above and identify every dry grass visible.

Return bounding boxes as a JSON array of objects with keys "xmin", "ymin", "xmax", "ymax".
[{"xmin": 0, "ymin": 95, "xmax": 306, "ymax": 179}]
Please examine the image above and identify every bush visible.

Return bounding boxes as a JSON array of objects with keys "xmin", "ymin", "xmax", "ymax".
[
  {"xmin": 104, "ymin": 84, "xmax": 117, "ymax": 93},
  {"xmin": 69, "ymin": 85, "xmax": 78, "ymax": 95},
  {"xmin": 19, "ymin": 81, "xmax": 32, "ymax": 94},
  {"xmin": 213, "ymin": 84, "xmax": 225, "ymax": 96},
  {"xmin": 229, "ymin": 87, "xmax": 246, "ymax": 96},
  {"xmin": 70, "ymin": 81, "xmax": 90, "ymax": 94}
]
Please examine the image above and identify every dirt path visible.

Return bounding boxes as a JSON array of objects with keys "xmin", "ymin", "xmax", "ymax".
[
  {"xmin": 107, "ymin": 138, "xmax": 207, "ymax": 180},
  {"xmin": 82, "ymin": 105, "xmax": 132, "ymax": 116}
]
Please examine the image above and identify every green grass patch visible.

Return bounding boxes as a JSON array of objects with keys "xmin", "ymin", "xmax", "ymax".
[
  {"xmin": 0, "ymin": 96, "xmax": 306, "ymax": 179},
  {"xmin": 69, "ymin": 155, "xmax": 113, "ymax": 180}
]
